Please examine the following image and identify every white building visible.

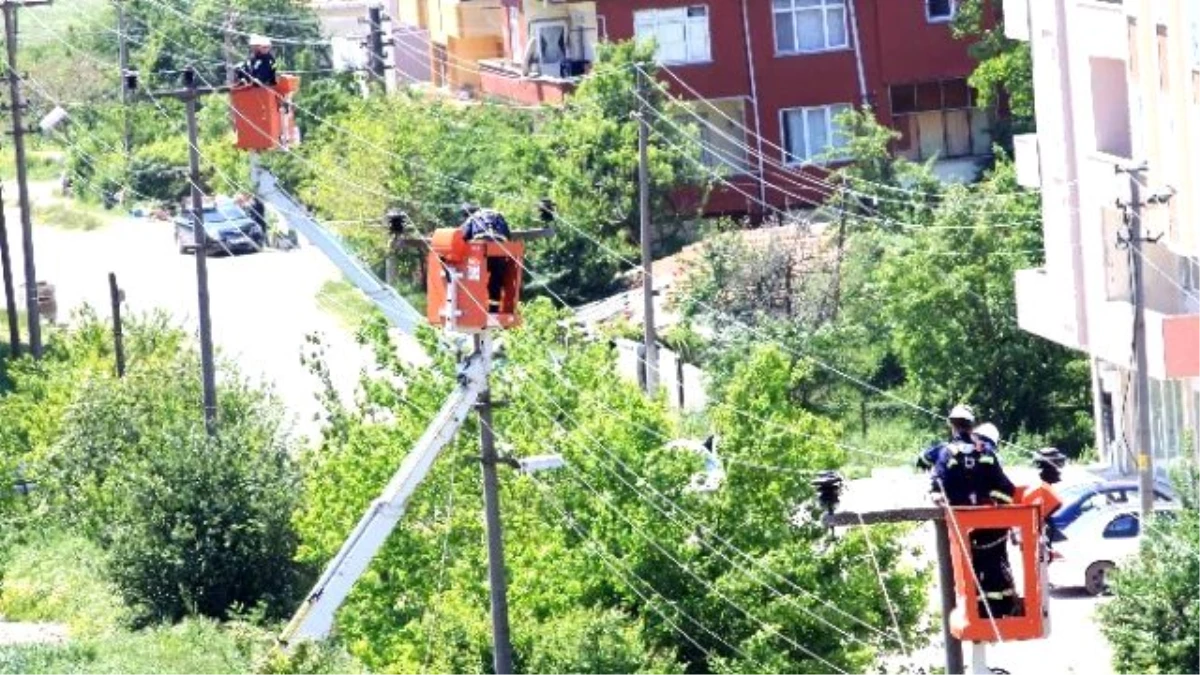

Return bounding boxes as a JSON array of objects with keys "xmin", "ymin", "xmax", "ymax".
[{"xmin": 1007, "ymin": 0, "xmax": 1199, "ymax": 473}]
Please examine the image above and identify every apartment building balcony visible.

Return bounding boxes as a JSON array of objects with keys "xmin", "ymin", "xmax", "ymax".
[
  {"xmin": 1018, "ymin": 266, "xmax": 1199, "ymax": 379},
  {"xmin": 477, "ymin": 58, "xmax": 584, "ymax": 105},
  {"xmin": 1004, "ymin": 0, "xmax": 1126, "ymax": 59}
]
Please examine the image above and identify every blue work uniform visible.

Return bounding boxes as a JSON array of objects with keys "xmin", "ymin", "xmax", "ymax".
[{"xmin": 931, "ymin": 437, "xmax": 1019, "ymax": 619}]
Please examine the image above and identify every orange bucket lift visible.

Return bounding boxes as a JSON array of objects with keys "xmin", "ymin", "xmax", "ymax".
[
  {"xmin": 231, "ymin": 74, "xmax": 300, "ymax": 151},
  {"xmin": 426, "ymin": 228, "xmax": 525, "ymax": 332},
  {"xmin": 946, "ymin": 483, "xmax": 1062, "ymax": 645}
]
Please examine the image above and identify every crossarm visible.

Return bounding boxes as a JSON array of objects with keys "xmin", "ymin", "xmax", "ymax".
[{"xmin": 279, "ymin": 353, "xmax": 488, "ymax": 644}]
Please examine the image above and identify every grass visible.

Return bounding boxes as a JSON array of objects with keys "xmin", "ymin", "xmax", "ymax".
[
  {"xmin": 0, "ymin": 150, "xmax": 64, "ymax": 183},
  {"xmin": 31, "ymin": 202, "xmax": 111, "ymax": 232},
  {"xmin": 839, "ymin": 415, "xmax": 931, "ymax": 478},
  {"xmin": 315, "ymin": 279, "xmax": 376, "ymax": 330},
  {"xmin": 0, "ymin": 533, "xmax": 362, "ymax": 675},
  {"xmin": 0, "ymin": 532, "xmax": 127, "ymax": 638}
]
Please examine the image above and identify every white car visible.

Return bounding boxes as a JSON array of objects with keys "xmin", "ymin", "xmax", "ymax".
[{"xmin": 1048, "ymin": 503, "xmax": 1180, "ymax": 595}]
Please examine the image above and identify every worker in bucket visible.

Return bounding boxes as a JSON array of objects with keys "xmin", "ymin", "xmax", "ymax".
[
  {"xmin": 236, "ymin": 34, "xmax": 278, "ymax": 87},
  {"xmin": 459, "ymin": 204, "xmax": 512, "ymax": 313},
  {"xmin": 927, "ymin": 404, "xmax": 1020, "ymax": 619}
]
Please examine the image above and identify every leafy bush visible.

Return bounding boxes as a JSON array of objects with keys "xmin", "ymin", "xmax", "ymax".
[
  {"xmin": 1099, "ymin": 469, "xmax": 1199, "ymax": 674},
  {"xmin": 0, "ymin": 532, "xmax": 128, "ymax": 637},
  {"xmin": 41, "ymin": 353, "xmax": 303, "ymax": 624}
]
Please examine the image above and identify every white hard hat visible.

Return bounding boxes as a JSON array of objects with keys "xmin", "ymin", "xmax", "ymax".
[
  {"xmin": 973, "ymin": 423, "xmax": 1000, "ymax": 445},
  {"xmin": 249, "ymin": 34, "xmax": 272, "ymax": 48},
  {"xmin": 948, "ymin": 404, "xmax": 975, "ymax": 423}
]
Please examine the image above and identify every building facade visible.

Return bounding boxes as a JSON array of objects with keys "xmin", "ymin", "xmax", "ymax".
[
  {"xmin": 393, "ymin": 0, "xmax": 995, "ymax": 215},
  {"xmin": 1008, "ymin": 0, "xmax": 1200, "ymax": 472}
]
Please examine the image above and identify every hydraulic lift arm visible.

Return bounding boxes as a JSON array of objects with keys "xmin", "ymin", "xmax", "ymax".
[{"xmin": 279, "ymin": 348, "xmax": 489, "ymax": 645}]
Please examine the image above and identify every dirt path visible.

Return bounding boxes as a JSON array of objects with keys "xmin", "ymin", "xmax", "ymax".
[{"xmin": 0, "ymin": 620, "xmax": 68, "ymax": 646}]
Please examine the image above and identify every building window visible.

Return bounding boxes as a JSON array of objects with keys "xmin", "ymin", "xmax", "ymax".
[
  {"xmin": 890, "ymin": 79, "xmax": 993, "ymax": 160},
  {"xmin": 926, "ymin": 0, "xmax": 956, "ymax": 22},
  {"xmin": 780, "ymin": 103, "xmax": 851, "ymax": 165},
  {"xmin": 634, "ymin": 6, "xmax": 711, "ymax": 65},
  {"xmin": 684, "ymin": 99, "xmax": 750, "ymax": 173},
  {"xmin": 773, "ymin": 0, "xmax": 848, "ymax": 55}
]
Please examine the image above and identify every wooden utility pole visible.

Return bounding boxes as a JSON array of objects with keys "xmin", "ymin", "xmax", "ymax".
[
  {"xmin": 3, "ymin": 0, "xmax": 52, "ymax": 359},
  {"xmin": 130, "ymin": 66, "xmax": 231, "ymax": 435},
  {"xmin": 0, "ymin": 185, "xmax": 19, "ymax": 355},
  {"xmin": 108, "ymin": 272, "xmax": 125, "ymax": 377},
  {"xmin": 636, "ymin": 67, "xmax": 657, "ymax": 394},
  {"xmin": 117, "ymin": 0, "xmax": 132, "ymax": 158}
]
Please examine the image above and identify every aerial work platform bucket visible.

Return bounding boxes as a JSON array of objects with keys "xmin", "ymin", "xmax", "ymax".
[
  {"xmin": 231, "ymin": 74, "xmax": 300, "ymax": 151},
  {"xmin": 947, "ymin": 493, "xmax": 1054, "ymax": 643},
  {"xmin": 426, "ymin": 228, "xmax": 525, "ymax": 333}
]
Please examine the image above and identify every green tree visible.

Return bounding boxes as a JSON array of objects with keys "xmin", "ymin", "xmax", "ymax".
[
  {"xmin": 953, "ymin": 0, "xmax": 1035, "ymax": 145},
  {"xmin": 1099, "ymin": 468, "xmax": 1199, "ymax": 674},
  {"xmin": 294, "ymin": 301, "xmax": 927, "ymax": 673}
]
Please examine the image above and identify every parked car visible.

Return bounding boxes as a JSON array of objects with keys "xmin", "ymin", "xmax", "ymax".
[
  {"xmin": 1048, "ymin": 503, "xmax": 1180, "ymax": 595},
  {"xmin": 173, "ymin": 198, "xmax": 264, "ymax": 255},
  {"xmin": 1047, "ymin": 477, "xmax": 1175, "ymax": 538}
]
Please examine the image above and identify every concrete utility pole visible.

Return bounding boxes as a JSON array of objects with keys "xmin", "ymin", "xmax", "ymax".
[
  {"xmin": 131, "ymin": 66, "xmax": 231, "ymax": 435},
  {"xmin": 1121, "ymin": 166, "xmax": 1156, "ymax": 519},
  {"xmin": 116, "ymin": 0, "xmax": 132, "ymax": 158},
  {"xmin": 223, "ymin": 10, "xmax": 239, "ymax": 86},
  {"xmin": 108, "ymin": 272, "xmax": 125, "ymax": 377},
  {"xmin": 3, "ymin": 0, "xmax": 51, "ymax": 359},
  {"xmin": 0, "ymin": 185, "xmax": 19, "ymax": 355},
  {"xmin": 364, "ymin": 4, "xmax": 390, "ymax": 89},
  {"xmin": 475, "ymin": 334, "xmax": 514, "ymax": 675},
  {"xmin": 636, "ymin": 67, "xmax": 657, "ymax": 394}
]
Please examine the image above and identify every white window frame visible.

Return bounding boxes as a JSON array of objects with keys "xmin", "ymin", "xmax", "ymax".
[
  {"xmin": 926, "ymin": 0, "xmax": 958, "ymax": 23},
  {"xmin": 772, "ymin": 0, "xmax": 849, "ymax": 56},
  {"xmin": 779, "ymin": 103, "xmax": 852, "ymax": 166},
  {"xmin": 633, "ymin": 5, "xmax": 712, "ymax": 66}
]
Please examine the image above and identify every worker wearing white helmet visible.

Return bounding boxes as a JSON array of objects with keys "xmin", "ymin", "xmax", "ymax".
[
  {"xmin": 236, "ymin": 34, "xmax": 278, "ymax": 86},
  {"xmin": 926, "ymin": 405, "xmax": 1019, "ymax": 619},
  {"xmin": 973, "ymin": 422, "xmax": 1000, "ymax": 451},
  {"xmin": 916, "ymin": 403, "xmax": 976, "ymax": 470}
]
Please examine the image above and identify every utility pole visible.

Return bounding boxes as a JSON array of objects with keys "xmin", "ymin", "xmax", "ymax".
[
  {"xmin": 3, "ymin": 0, "xmax": 51, "ymax": 360},
  {"xmin": 384, "ymin": 209, "xmax": 407, "ymax": 287},
  {"xmin": 0, "ymin": 185, "xmax": 18, "ymax": 355},
  {"xmin": 223, "ymin": 9, "xmax": 239, "ymax": 85},
  {"xmin": 182, "ymin": 68, "xmax": 219, "ymax": 436},
  {"xmin": 130, "ymin": 67, "xmax": 229, "ymax": 435},
  {"xmin": 636, "ymin": 67, "xmax": 657, "ymax": 394},
  {"xmin": 1120, "ymin": 166, "xmax": 1156, "ymax": 519},
  {"xmin": 475, "ymin": 333, "xmax": 514, "ymax": 675},
  {"xmin": 108, "ymin": 272, "xmax": 125, "ymax": 377},
  {"xmin": 116, "ymin": 0, "xmax": 132, "ymax": 158},
  {"xmin": 365, "ymin": 4, "xmax": 388, "ymax": 89}
]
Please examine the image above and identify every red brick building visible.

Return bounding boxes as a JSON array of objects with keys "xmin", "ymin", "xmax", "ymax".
[{"xmin": 476, "ymin": 0, "xmax": 993, "ymax": 216}]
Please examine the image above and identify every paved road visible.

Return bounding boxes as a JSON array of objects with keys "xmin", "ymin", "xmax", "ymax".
[{"xmin": 0, "ymin": 186, "xmax": 386, "ymax": 441}]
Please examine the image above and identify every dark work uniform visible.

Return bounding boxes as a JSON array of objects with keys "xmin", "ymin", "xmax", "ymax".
[
  {"xmin": 461, "ymin": 210, "xmax": 512, "ymax": 312},
  {"xmin": 236, "ymin": 53, "xmax": 277, "ymax": 86},
  {"xmin": 930, "ymin": 434, "xmax": 1019, "ymax": 619}
]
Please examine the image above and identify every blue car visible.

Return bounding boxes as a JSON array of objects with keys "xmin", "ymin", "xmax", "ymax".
[{"xmin": 1048, "ymin": 479, "xmax": 1175, "ymax": 540}]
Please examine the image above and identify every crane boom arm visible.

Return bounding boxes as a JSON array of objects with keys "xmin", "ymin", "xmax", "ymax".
[{"xmin": 279, "ymin": 349, "xmax": 489, "ymax": 644}]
